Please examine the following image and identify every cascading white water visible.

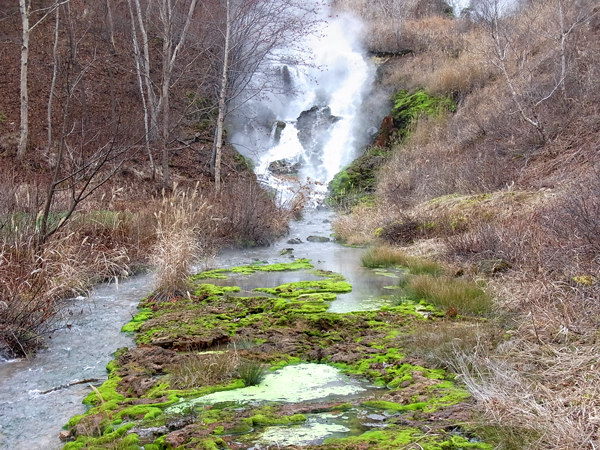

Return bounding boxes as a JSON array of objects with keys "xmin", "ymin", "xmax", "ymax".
[{"xmin": 231, "ymin": 12, "xmax": 374, "ymax": 204}]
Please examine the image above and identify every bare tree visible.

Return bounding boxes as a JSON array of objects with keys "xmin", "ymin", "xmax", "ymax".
[
  {"xmin": 37, "ymin": 47, "xmax": 133, "ymax": 247},
  {"xmin": 127, "ymin": 0, "xmax": 200, "ymax": 186},
  {"xmin": 471, "ymin": 0, "xmax": 598, "ymax": 142}
]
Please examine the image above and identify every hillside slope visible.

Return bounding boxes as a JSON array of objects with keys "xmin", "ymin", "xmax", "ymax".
[{"xmin": 332, "ymin": 1, "xmax": 600, "ymax": 448}]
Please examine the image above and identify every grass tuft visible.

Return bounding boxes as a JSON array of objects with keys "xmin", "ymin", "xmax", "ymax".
[
  {"xmin": 403, "ymin": 275, "xmax": 494, "ymax": 316},
  {"xmin": 361, "ymin": 246, "xmax": 443, "ymax": 276},
  {"xmin": 237, "ymin": 359, "xmax": 268, "ymax": 387},
  {"xmin": 167, "ymin": 352, "xmax": 238, "ymax": 389}
]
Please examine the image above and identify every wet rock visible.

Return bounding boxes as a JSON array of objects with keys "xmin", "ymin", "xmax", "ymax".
[
  {"xmin": 329, "ymin": 352, "xmax": 364, "ymax": 364},
  {"xmin": 116, "ymin": 346, "xmax": 182, "ymax": 397},
  {"xmin": 133, "ymin": 425, "xmax": 169, "ymax": 443},
  {"xmin": 268, "ymin": 158, "xmax": 301, "ymax": 175},
  {"xmin": 280, "ymin": 248, "xmax": 294, "ymax": 255},
  {"xmin": 306, "ymin": 235, "xmax": 330, "ymax": 243},
  {"xmin": 273, "ymin": 120, "xmax": 287, "ymax": 143},
  {"xmin": 164, "ymin": 424, "xmax": 210, "ymax": 448},
  {"xmin": 287, "ymin": 238, "xmax": 303, "ymax": 245},
  {"xmin": 59, "ymin": 430, "xmax": 71, "ymax": 441},
  {"xmin": 296, "ymin": 105, "xmax": 341, "ymax": 155}
]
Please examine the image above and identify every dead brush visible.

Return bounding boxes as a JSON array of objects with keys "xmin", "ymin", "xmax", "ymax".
[
  {"xmin": 150, "ymin": 184, "xmax": 211, "ymax": 297},
  {"xmin": 332, "ymin": 202, "xmax": 398, "ymax": 246},
  {"xmin": 451, "ymin": 339, "xmax": 600, "ymax": 450},
  {"xmin": 400, "ymin": 321, "xmax": 503, "ymax": 370},
  {"xmin": 213, "ymin": 178, "xmax": 292, "ymax": 246},
  {"xmin": 167, "ymin": 352, "xmax": 240, "ymax": 389}
]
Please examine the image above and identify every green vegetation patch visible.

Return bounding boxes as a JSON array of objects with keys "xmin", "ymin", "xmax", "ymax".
[
  {"xmin": 254, "ymin": 279, "xmax": 352, "ymax": 298},
  {"xmin": 328, "ymin": 146, "xmax": 391, "ymax": 208},
  {"xmin": 121, "ymin": 308, "xmax": 153, "ymax": 332},
  {"xmin": 63, "ymin": 424, "xmax": 137, "ymax": 450},
  {"xmin": 322, "ymin": 428, "xmax": 493, "ymax": 450},
  {"xmin": 402, "ymin": 275, "xmax": 494, "ymax": 316},
  {"xmin": 64, "ymin": 258, "xmax": 493, "ymax": 450},
  {"xmin": 192, "ymin": 259, "xmax": 314, "ymax": 280},
  {"xmin": 391, "ymin": 89, "xmax": 455, "ymax": 133}
]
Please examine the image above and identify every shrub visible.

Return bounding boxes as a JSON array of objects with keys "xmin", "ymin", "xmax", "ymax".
[
  {"xmin": 400, "ymin": 321, "xmax": 503, "ymax": 369},
  {"xmin": 150, "ymin": 186, "xmax": 209, "ymax": 297},
  {"xmin": 215, "ymin": 178, "xmax": 291, "ymax": 246}
]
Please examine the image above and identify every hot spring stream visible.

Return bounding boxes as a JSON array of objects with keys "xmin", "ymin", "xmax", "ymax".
[{"xmin": 0, "ymin": 209, "xmax": 407, "ymax": 449}]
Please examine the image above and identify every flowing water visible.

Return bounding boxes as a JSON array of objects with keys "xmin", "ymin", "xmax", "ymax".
[
  {"xmin": 231, "ymin": 12, "xmax": 380, "ymax": 204},
  {"xmin": 0, "ymin": 276, "xmax": 151, "ymax": 449},
  {"xmin": 0, "ymin": 211, "xmax": 399, "ymax": 450}
]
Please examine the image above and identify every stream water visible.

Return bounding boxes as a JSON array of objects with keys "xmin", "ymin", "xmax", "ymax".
[{"xmin": 0, "ymin": 276, "xmax": 150, "ymax": 449}]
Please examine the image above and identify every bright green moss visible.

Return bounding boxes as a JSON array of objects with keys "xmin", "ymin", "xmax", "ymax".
[
  {"xmin": 362, "ymin": 400, "xmax": 426, "ymax": 411},
  {"xmin": 62, "ymin": 423, "xmax": 135, "ymax": 449},
  {"xmin": 323, "ymin": 428, "xmax": 493, "ymax": 450},
  {"xmin": 193, "ymin": 259, "xmax": 314, "ymax": 280},
  {"xmin": 82, "ymin": 378, "xmax": 124, "ymax": 406},
  {"xmin": 254, "ymin": 280, "xmax": 352, "ymax": 298},
  {"xmin": 247, "ymin": 413, "xmax": 307, "ymax": 426},
  {"xmin": 121, "ymin": 308, "xmax": 154, "ymax": 332}
]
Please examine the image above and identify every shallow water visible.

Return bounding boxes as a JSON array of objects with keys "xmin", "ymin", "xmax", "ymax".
[
  {"xmin": 0, "ymin": 275, "xmax": 151, "ymax": 450},
  {"xmin": 215, "ymin": 209, "xmax": 399, "ymax": 313}
]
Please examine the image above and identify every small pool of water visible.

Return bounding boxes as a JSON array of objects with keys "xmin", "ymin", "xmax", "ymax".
[{"xmin": 167, "ymin": 363, "xmax": 378, "ymax": 413}]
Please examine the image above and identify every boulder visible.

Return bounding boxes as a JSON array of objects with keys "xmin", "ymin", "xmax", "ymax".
[
  {"xmin": 268, "ymin": 158, "xmax": 302, "ymax": 175},
  {"xmin": 306, "ymin": 235, "xmax": 330, "ymax": 243},
  {"xmin": 296, "ymin": 106, "xmax": 341, "ymax": 154}
]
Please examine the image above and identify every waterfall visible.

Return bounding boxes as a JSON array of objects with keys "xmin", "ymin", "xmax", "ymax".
[{"xmin": 230, "ymin": 12, "xmax": 375, "ymax": 205}]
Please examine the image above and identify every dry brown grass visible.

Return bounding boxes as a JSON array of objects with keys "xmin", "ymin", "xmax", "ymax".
[
  {"xmin": 331, "ymin": 1, "xmax": 600, "ymax": 448},
  {"xmin": 167, "ymin": 352, "xmax": 240, "ymax": 389},
  {"xmin": 149, "ymin": 185, "xmax": 213, "ymax": 296}
]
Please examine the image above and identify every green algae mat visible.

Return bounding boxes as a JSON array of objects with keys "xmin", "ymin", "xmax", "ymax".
[{"xmin": 61, "ymin": 260, "xmax": 492, "ymax": 450}]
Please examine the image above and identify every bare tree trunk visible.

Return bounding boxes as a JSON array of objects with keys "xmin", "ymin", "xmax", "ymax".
[
  {"xmin": 213, "ymin": 0, "xmax": 231, "ymax": 193},
  {"xmin": 127, "ymin": 0, "xmax": 154, "ymax": 178},
  {"xmin": 161, "ymin": 67, "xmax": 171, "ymax": 186},
  {"xmin": 104, "ymin": 0, "xmax": 118, "ymax": 128},
  {"xmin": 46, "ymin": 6, "xmax": 60, "ymax": 155},
  {"xmin": 157, "ymin": 0, "xmax": 199, "ymax": 186},
  {"xmin": 133, "ymin": 0, "xmax": 159, "ymax": 142},
  {"xmin": 18, "ymin": 0, "xmax": 30, "ymax": 158}
]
